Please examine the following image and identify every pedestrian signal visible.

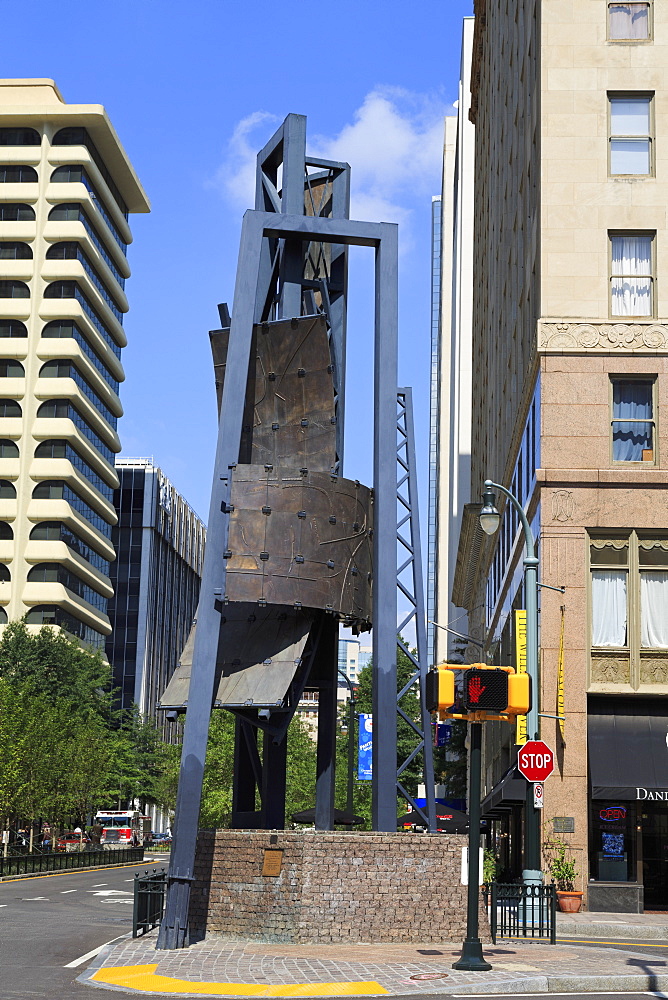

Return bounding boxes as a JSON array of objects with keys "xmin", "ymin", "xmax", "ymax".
[
  {"xmin": 426, "ymin": 665, "xmax": 456, "ymax": 713},
  {"xmin": 463, "ymin": 668, "xmax": 508, "ymax": 712}
]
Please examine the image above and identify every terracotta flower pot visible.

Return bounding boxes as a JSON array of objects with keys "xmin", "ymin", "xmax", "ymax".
[{"xmin": 556, "ymin": 890, "xmax": 583, "ymax": 913}]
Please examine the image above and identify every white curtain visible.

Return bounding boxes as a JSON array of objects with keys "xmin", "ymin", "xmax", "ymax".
[
  {"xmin": 641, "ymin": 571, "xmax": 668, "ymax": 648},
  {"xmin": 609, "ymin": 4, "xmax": 649, "ymax": 40},
  {"xmin": 611, "ymin": 236, "xmax": 652, "ymax": 316},
  {"xmin": 592, "ymin": 570, "xmax": 627, "ymax": 646}
]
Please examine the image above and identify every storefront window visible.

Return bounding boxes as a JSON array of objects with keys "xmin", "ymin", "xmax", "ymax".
[{"xmin": 590, "ymin": 802, "xmax": 636, "ymax": 882}]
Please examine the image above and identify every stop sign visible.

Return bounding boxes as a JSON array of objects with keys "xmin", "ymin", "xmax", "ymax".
[{"xmin": 517, "ymin": 740, "xmax": 555, "ymax": 782}]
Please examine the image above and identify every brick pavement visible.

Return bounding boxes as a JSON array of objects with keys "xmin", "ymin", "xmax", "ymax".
[{"xmin": 81, "ymin": 931, "xmax": 668, "ymax": 996}]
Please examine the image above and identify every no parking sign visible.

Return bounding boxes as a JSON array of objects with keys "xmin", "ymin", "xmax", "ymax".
[{"xmin": 533, "ymin": 783, "xmax": 544, "ymax": 809}]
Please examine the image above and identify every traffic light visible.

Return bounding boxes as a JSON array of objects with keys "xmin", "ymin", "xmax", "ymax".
[
  {"xmin": 426, "ymin": 664, "xmax": 456, "ymax": 713},
  {"xmin": 463, "ymin": 667, "xmax": 508, "ymax": 712}
]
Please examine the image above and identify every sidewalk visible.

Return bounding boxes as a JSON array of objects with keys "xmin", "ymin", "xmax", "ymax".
[
  {"xmin": 82, "ymin": 915, "xmax": 668, "ymax": 997},
  {"xmin": 557, "ymin": 908, "xmax": 668, "ymax": 940}
]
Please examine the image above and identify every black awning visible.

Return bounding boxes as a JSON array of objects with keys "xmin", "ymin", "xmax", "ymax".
[
  {"xmin": 481, "ymin": 766, "xmax": 526, "ymax": 816},
  {"xmin": 589, "ymin": 698, "xmax": 668, "ymax": 801}
]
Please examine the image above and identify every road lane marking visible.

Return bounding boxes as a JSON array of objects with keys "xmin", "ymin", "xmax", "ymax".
[
  {"xmin": 87, "ymin": 889, "xmax": 132, "ymax": 896},
  {"xmin": 91, "ymin": 965, "xmax": 388, "ymax": 995},
  {"xmin": 61, "ymin": 889, "xmax": 77, "ymax": 894},
  {"xmin": 64, "ymin": 935, "xmax": 128, "ymax": 969},
  {"xmin": 22, "ymin": 896, "xmax": 49, "ymax": 900},
  {"xmin": 1, "ymin": 861, "xmax": 154, "ymax": 883},
  {"xmin": 92, "ymin": 883, "xmax": 108, "ymax": 887}
]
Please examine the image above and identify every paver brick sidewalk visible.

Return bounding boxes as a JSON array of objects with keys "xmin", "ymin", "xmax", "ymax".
[{"xmin": 82, "ymin": 932, "xmax": 668, "ymax": 996}]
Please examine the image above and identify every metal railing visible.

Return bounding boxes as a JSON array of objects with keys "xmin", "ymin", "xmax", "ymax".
[
  {"xmin": 0, "ymin": 845, "xmax": 143, "ymax": 878},
  {"xmin": 489, "ymin": 882, "xmax": 557, "ymax": 944},
  {"xmin": 133, "ymin": 867, "xmax": 167, "ymax": 937}
]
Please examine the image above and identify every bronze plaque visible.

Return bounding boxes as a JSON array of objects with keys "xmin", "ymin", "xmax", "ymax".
[
  {"xmin": 226, "ymin": 465, "xmax": 373, "ymax": 626},
  {"xmin": 262, "ymin": 849, "xmax": 283, "ymax": 876}
]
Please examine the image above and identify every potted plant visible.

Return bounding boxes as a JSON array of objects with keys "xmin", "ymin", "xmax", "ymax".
[{"xmin": 547, "ymin": 839, "xmax": 583, "ymax": 912}]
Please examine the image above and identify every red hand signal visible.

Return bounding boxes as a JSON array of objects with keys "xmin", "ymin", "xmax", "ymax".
[{"xmin": 468, "ymin": 676, "xmax": 486, "ymax": 704}]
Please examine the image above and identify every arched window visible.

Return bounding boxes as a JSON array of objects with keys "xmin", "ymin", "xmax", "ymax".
[
  {"xmin": 0, "ymin": 204, "xmax": 35, "ymax": 222},
  {"xmin": 0, "ymin": 440, "xmax": 18, "ymax": 458},
  {"xmin": 39, "ymin": 360, "xmax": 71, "ymax": 378},
  {"xmin": 0, "ymin": 281, "xmax": 29, "ymax": 298},
  {"xmin": 35, "ymin": 440, "xmax": 68, "ymax": 459},
  {"xmin": 0, "ymin": 128, "xmax": 40, "ymax": 146},
  {"xmin": 0, "ymin": 607, "xmax": 7, "ymax": 623},
  {"xmin": 0, "ymin": 165, "xmax": 37, "ymax": 183},
  {"xmin": 51, "ymin": 165, "xmax": 84, "ymax": 183},
  {"xmin": 0, "ymin": 401, "xmax": 21, "ymax": 418},
  {"xmin": 0, "ymin": 564, "xmax": 10, "ymax": 582},
  {"xmin": 0, "ymin": 360, "xmax": 24, "ymax": 377},
  {"xmin": 52, "ymin": 128, "xmax": 128, "ymax": 217},
  {"xmin": 0, "ymin": 480, "xmax": 16, "ymax": 498},
  {"xmin": 46, "ymin": 242, "xmax": 79, "ymax": 260},
  {"xmin": 0, "ymin": 321, "xmax": 27, "ymax": 337},
  {"xmin": 27, "ymin": 563, "xmax": 61, "ymax": 582},
  {"xmin": 48, "ymin": 203, "xmax": 81, "ymax": 223},
  {"xmin": 36, "ymin": 400, "xmax": 68, "ymax": 419},
  {"xmin": 32, "ymin": 481, "xmax": 64, "ymax": 500},
  {"xmin": 0, "ymin": 243, "xmax": 32, "ymax": 260},
  {"xmin": 0, "ymin": 521, "xmax": 13, "ymax": 539}
]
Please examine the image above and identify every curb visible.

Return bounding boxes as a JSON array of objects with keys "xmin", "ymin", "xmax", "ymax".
[{"xmin": 558, "ymin": 921, "xmax": 668, "ymax": 940}]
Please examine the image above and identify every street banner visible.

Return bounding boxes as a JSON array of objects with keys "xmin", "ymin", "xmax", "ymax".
[
  {"xmin": 358, "ymin": 713, "xmax": 373, "ymax": 780},
  {"xmin": 557, "ymin": 606, "xmax": 565, "ymax": 742},
  {"xmin": 436, "ymin": 723, "xmax": 451, "ymax": 746},
  {"xmin": 514, "ymin": 610, "xmax": 528, "ymax": 745}
]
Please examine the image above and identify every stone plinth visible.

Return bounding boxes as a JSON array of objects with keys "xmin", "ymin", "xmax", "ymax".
[{"xmin": 189, "ymin": 829, "xmax": 490, "ymax": 944}]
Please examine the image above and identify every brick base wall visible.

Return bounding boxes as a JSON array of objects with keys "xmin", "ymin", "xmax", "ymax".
[{"xmin": 189, "ymin": 829, "xmax": 490, "ymax": 944}]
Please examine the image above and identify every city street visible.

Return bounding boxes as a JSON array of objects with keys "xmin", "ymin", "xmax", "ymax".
[{"xmin": 0, "ymin": 857, "xmax": 168, "ymax": 999}]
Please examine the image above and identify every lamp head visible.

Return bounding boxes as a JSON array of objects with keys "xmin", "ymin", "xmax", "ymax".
[{"xmin": 479, "ymin": 483, "xmax": 500, "ymax": 536}]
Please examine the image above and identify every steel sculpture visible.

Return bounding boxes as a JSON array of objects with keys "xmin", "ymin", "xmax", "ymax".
[{"xmin": 157, "ymin": 115, "xmax": 433, "ymax": 951}]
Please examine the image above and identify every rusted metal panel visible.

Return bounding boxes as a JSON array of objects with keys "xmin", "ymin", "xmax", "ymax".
[
  {"xmin": 210, "ymin": 314, "xmax": 336, "ymax": 471},
  {"xmin": 225, "ymin": 465, "xmax": 373, "ymax": 626},
  {"xmin": 159, "ymin": 603, "xmax": 315, "ymax": 709}
]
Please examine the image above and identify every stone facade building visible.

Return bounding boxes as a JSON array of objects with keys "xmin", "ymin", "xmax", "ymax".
[{"xmin": 441, "ymin": 2, "xmax": 668, "ymax": 911}]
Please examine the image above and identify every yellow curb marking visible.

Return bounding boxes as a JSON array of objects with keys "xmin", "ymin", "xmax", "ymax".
[{"xmin": 91, "ymin": 964, "xmax": 389, "ymax": 996}]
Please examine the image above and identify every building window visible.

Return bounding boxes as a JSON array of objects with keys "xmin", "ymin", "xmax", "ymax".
[
  {"xmin": 0, "ymin": 440, "xmax": 18, "ymax": 458},
  {"xmin": 0, "ymin": 204, "xmax": 35, "ymax": 222},
  {"xmin": 608, "ymin": 2, "xmax": 650, "ymax": 39},
  {"xmin": 0, "ymin": 401, "xmax": 21, "ymax": 418},
  {"xmin": 611, "ymin": 378, "xmax": 655, "ymax": 462},
  {"xmin": 0, "ymin": 480, "xmax": 16, "ymax": 498},
  {"xmin": 610, "ymin": 234, "xmax": 653, "ymax": 316},
  {"xmin": 0, "ymin": 360, "xmax": 24, "ymax": 377},
  {"xmin": 0, "ymin": 128, "xmax": 40, "ymax": 146},
  {"xmin": 0, "ymin": 242, "xmax": 32, "ymax": 260},
  {"xmin": 0, "ymin": 521, "xmax": 13, "ymax": 539},
  {"xmin": 591, "ymin": 535, "xmax": 668, "ymax": 650},
  {"xmin": 0, "ymin": 280, "xmax": 29, "ymax": 299},
  {"xmin": 0, "ymin": 165, "xmax": 37, "ymax": 183},
  {"xmin": 0, "ymin": 564, "xmax": 10, "ymax": 582},
  {"xmin": 609, "ymin": 96, "xmax": 652, "ymax": 175},
  {"xmin": 0, "ymin": 321, "xmax": 26, "ymax": 338}
]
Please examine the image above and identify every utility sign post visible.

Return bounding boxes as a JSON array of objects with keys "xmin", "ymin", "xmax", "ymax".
[{"xmin": 518, "ymin": 740, "xmax": 555, "ymax": 783}]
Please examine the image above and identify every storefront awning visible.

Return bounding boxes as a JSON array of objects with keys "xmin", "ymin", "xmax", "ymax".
[
  {"xmin": 589, "ymin": 699, "xmax": 668, "ymax": 801},
  {"xmin": 481, "ymin": 766, "xmax": 526, "ymax": 817}
]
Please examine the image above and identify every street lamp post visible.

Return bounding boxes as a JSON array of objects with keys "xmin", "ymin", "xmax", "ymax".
[
  {"xmin": 338, "ymin": 670, "xmax": 357, "ymax": 815},
  {"xmin": 479, "ymin": 479, "xmax": 541, "ymax": 876}
]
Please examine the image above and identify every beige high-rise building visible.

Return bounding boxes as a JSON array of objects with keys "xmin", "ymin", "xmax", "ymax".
[
  {"xmin": 0, "ymin": 79, "xmax": 149, "ymax": 649},
  {"xmin": 442, "ymin": 2, "xmax": 668, "ymax": 911}
]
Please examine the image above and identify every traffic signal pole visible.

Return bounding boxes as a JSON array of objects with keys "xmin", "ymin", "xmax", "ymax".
[{"xmin": 452, "ymin": 722, "xmax": 491, "ymax": 972}]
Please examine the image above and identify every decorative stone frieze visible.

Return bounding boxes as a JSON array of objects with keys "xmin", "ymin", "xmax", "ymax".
[
  {"xmin": 640, "ymin": 657, "xmax": 668, "ymax": 686},
  {"xmin": 539, "ymin": 321, "xmax": 668, "ymax": 352},
  {"xmin": 590, "ymin": 656, "xmax": 631, "ymax": 685}
]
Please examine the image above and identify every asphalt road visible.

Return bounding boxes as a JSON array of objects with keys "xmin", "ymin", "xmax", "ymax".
[{"xmin": 0, "ymin": 855, "xmax": 168, "ymax": 999}]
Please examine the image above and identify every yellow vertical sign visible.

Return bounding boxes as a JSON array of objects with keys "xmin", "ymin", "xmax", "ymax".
[
  {"xmin": 514, "ymin": 610, "xmax": 528, "ymax": 745},
  {"xmin": 557, "ymin": 606, "xmax": 565, "ymax": 743}
]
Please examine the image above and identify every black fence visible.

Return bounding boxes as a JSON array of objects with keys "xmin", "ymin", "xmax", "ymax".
[
  {"xmin": 0, "ymin": 846, "xmax": 144, "ymax": 879},
  {"xmin": 133, "ymin": 867, "xmax": 167, "ymax": 937},
  {"xmin": 489, "ymin": 882, "xmax": 557, "ymax": 944}
]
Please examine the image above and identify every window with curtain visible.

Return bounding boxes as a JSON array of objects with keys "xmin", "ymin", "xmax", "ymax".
[
  {"xmin": 611, "ymin": 378, "xmax": 655, "ymax": 461},
  {"xmin": 591, "ymin": 536, "xmax": 668, "ymax": 654},
  {"xmin": 609, "ymin": 95, "xmax": 652, "ymax": 174},
  {"xmin": 591, "ymin": 541, "xmax": 629, "ymax": 646},
  {"xmin": 610, "ymin": 234, "xmax": 653, "ymax": 316},
  {"xmin": 608, "ymin": 2, "xmax": 650, "ymax": 39}
]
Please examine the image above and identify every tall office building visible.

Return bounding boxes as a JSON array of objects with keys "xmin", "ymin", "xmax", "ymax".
[
  {"xmin": 0, "ymin": 79, "xmax": 149, "ymax": 648},
  {"xmin": 443, "ymin": 2, "xmax": 668, "ymax": 910},
  {"xmin": 106, "ymin": 459, "xmax": 205, "ymax": 719}
]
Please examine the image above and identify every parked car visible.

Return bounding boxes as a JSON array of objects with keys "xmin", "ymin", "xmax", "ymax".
[
  {"xmin": 55, "ymin": 832, "xmax": 91, "ymax": 852},
  {"xmin": 150, "ymin": 831, "xmax": 172, "ymax": 845}
]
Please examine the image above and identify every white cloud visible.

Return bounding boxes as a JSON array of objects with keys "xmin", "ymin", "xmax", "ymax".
[{"xmin": 214, "ymin": 87, "xmax": 454, "ymax": 250}]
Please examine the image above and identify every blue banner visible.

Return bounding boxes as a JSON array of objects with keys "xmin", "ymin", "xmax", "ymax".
[
  {"xmin": 436, "ymin": 723, "xmax": 452, "ymax": 747},
  {"xmin": 358, "ymin": 713, "xmax": 373, "ymax": 780}
]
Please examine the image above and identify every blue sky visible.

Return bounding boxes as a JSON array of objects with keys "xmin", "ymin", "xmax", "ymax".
[{"xmin": 5, "ymin": 0, "xmax": 473, "ymax": 522}]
